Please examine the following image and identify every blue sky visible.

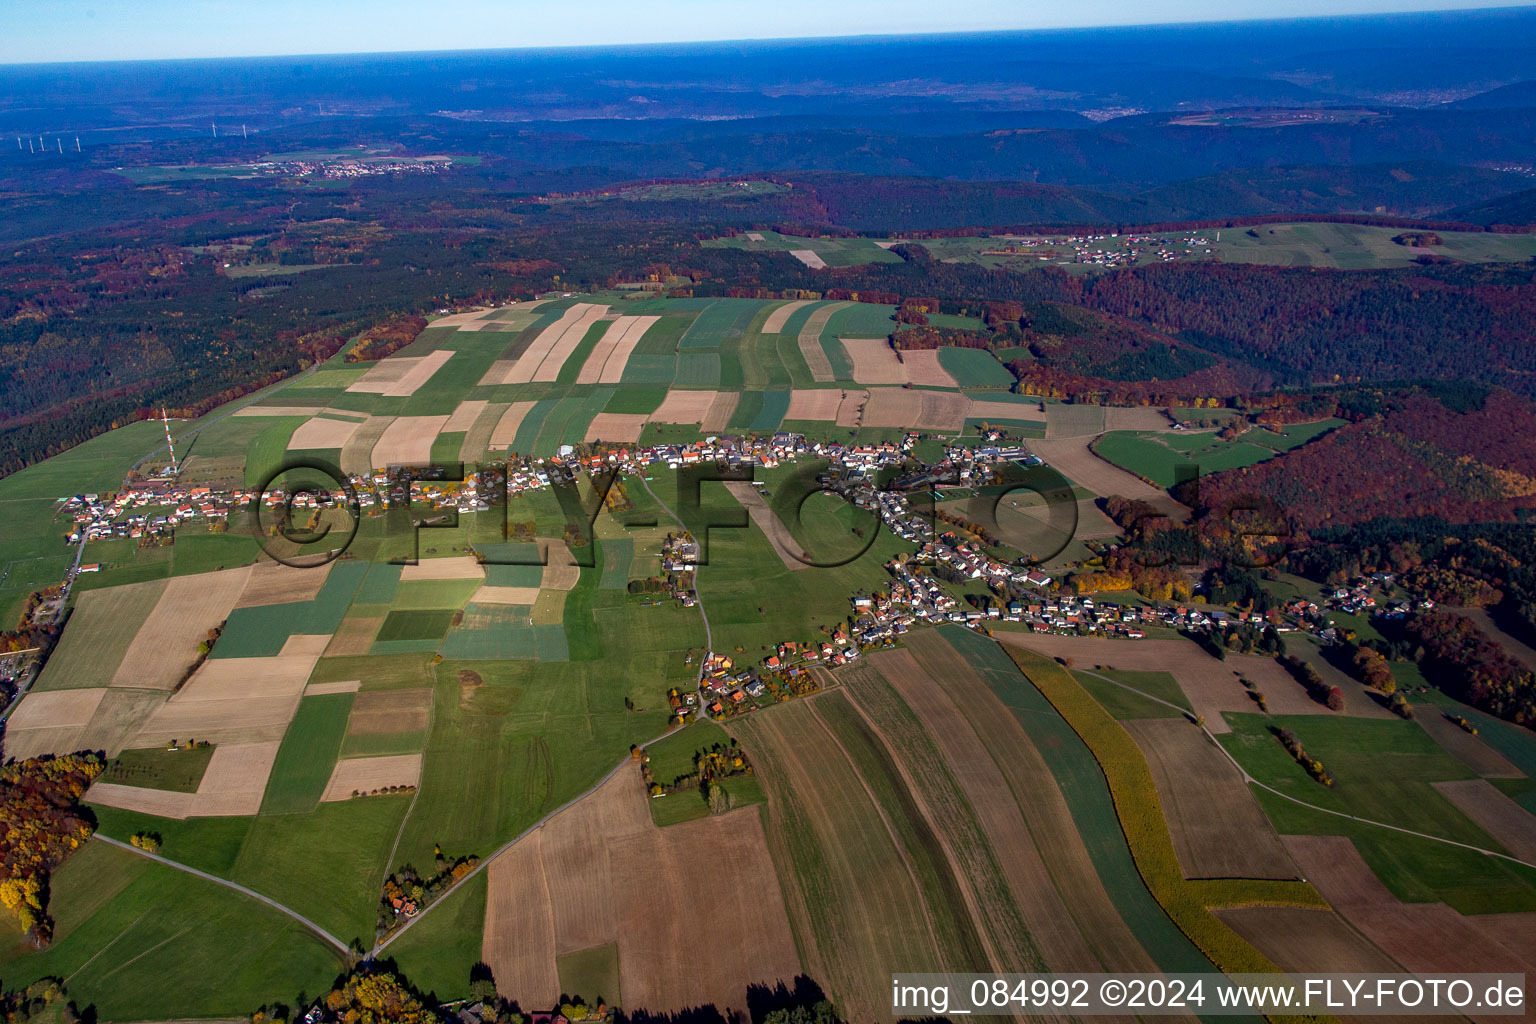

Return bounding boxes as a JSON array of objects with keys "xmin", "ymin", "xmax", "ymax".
[{"xmin": 0, "ymin": 0, "xmax": 1529, "ymax": 63}]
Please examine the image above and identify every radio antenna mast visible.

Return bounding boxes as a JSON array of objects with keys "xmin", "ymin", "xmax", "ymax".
[{"xmin": 161, "ymin": 408, "xmax": 179, "ymax": 474}]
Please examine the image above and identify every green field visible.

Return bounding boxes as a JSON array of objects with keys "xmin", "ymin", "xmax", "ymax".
[
  {"xmin": 1092, "ymin": 421, "xmax": 1341, "ymax": 488},
  {"xmin": 0, "ymin": 841, "xmax": 343, "ymax": 1019},
  {"xmin": 260, "ymin": 693, "xmax": 355, "ymax": 814},
  {"xmin": 377, "ymin": 608, "xmax": 457, "ymax": 642},
  {"xmin": 703, "ymin": 231, "xmax": 904, "ymax": 268},
  {"xmin": 936, "ymin": 346, "xmax": 1016, "ymax": 387},
  {"xmin": 644, "ymin": 720, "xmax": 766, "ymax": 827},
  {"xmin": 100, "ymin": 744, "xmax": 217, "ymax": 792},
  {"xmin": 557, "ymin": 942, "xmax": 623, "ymax": 1007},
  {"xmin": 1218, "ymin": 712, "xmax": 1536, "ymax": 912},
  {"xmin": 387, "ymin": 870, "xmax": 489, "ymax": 1000}
]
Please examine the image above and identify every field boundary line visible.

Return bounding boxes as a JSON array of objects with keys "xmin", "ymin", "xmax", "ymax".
[
  {"xmin": 1067, "ymin": 663, "xmax": 1536, "ymax": 873},
  {"xmin": 93, "ymin": 834, "xmax": 352, "ymax": 956},
  {"xmin": 804, "ymin": 693, "xmax": 958, "ymax": 964}
]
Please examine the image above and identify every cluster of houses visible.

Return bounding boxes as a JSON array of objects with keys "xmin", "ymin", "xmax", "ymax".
[{"xmin": 60, "ymin": 486, "xmax": 238, "ymax": 544}]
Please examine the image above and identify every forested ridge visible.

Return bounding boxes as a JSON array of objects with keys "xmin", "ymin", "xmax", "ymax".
[{"xmin": 5, "ymin": 141, "xmax": 1536, "ymax": 476}]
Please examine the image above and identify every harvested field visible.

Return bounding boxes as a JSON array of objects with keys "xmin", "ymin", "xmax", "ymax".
[
  {"xmin": 471, "ymin": 586, "xmax": 540, "ymax": 605},
  {"xmin": 232, "ymin": 405, "xmax": 325, "ymax": 418},
  {"xmin": 541, "ymin": 543, "xmax": 581, "ymax": 591},
  {"xmin": 1125, "ymin": 718, "xmax": 1298, "ymax": 880},
  {"xmin": 347, "ymin": 349, "xmax": 456, "ymax": 398},
  {"xmin": 797, "ymin": 302, "xmax": 851, "ymax": 383},
  {"xmin": 700, "ymin": 392, "xmax": 739, "ymax": 433},
  {"xmin": 574, "ymin": 318, "xmax": 632, "ymax": 385},
  {"xmin": 998, "ymin": 634, "xmax": 1371, "ymax": 730},
  {"xmin": 745, "ymin": 232, "xmax": 765, "ymax": 242},
  {"xmin": 305, "ymin": 679, "xmax": 362, "ymax": 696},
  {"xmin": 597, "ymin": 316, "xmax": 659, "ymax": 385},
  {"xmin": 131, "ymin": 694, "xmax": 301, "ymax": 748},
  {"xmin": 860, "ymin": 388, "xmax": 924, "ymax": 428},
  {"xmin": 460, "ymin": 401, "xmax": 509, "ymax": 462},
  {"xmin": 535, "ymin": 307, "xmax": 612, "ymax": 383},
  {"xmin": 191, "ymin": 741, "xmax": 282, "ymax": 815},
  {"xmin": 73, "ymin": 688, "xmax": 166, "ymax": 758},
  {"xmin": 340, "ymin": 415, "xmax": 394, "ymax": 475},
  {"xmin": 575, "ymin": 316, "xmax": 660, "ymax": 385},
  {"xmin": 789, "ymin": 249, "xmax": 827, "ymax": 269},
  {"xmin": 784, "ymin": 390, "xmax": 842, "ymax": 421},
  {"xmin": 484, "ymin": 834, "xmax": 560, "ymax": 1008},
  {"xmin": 835, "ymin": 389, "xmax": 867, "ymax": 427},
  {"xmin": 481, "ymin": 770, "xmax": 799, "ymax": 1015},
  {"xmin": 731, "ymin": 702, "xmax": 968, "ymax": 1021},
  {"xmin": 85, "ymin": 782, "xmax": 195, "ymax": 818},
  {"xmin": 917, "ymin": 390, "xmax": 969, "ymax": 430},
  {"xmin": 443, "ymin": 399, "xmax": 489, "ymax": 433},
  {"xmin": 347, "ymin": 688, "xmax": 433, "ymax": 736},
  {"xmin": 238, "ymin": 559, "xmax": 333, "ymax": 608},
  {"xmin": 371, "ymin": 415, "xmax": 451, "ymax": 467},
  {"xmin": 430, "ymin": 308, "xmax": 498, "ymax": 328},
  {"xmin": 1027, "ymin": 436, "xmax": 1187, "ymax": 518},
  {"xmin": 128, "ymin": 633, "xmax": 327, "ymax": 747},
  {"xmin": 500, "ymin": 304, "xmax": 609, "ymax": 385},
  {"xmin": 91, "ymin": 741, "xmax": 286, "ymax": 818},
  {"xmin": 287, "ymin": 415, "xmax": 363, "ymax": 450},
  {"xmin": 34, "ymin": 579, "xmax": 167, "ymax": 691},
  {"xmin": 649, "ymin": 390, "xmax": 718, "ymax": 423},
  {"xmin": 1282, "ymin": 835, "xmax": 1536, "ymax": 983},
  {"xmin": 113, "ymin": 567, "xmax": 252, "ymax": 691},
  {"xmin": 1432, "ymin": 780, "xmax": 1536, "ymax": 862},
  {"xmin": 399, "ymin": 555, "xmax": 485, "ymax": 582},
  {"xmin": 1105, "ymin": 406, "xmax": 1174, "ymax": 431},
  {"xmin": 4, "ymin": 688, "xmax": 109, "ymax": 759},
  {"xmin": 1417, "ymin": 710, "xmax": 1523, "ymax": 777},
  {"xmin": 325, "ymin": 617, "xmax": 382, "ymax": 656},
  {"xmin": 175, "ymin": 637, "xmax": 328, "ymax": 701},
  {"xmin": 841, "ymin": 338, "xmax": 907, "ymax": 385},
  {"xmin": 762, "ymin": 300, "xmax": 814, "ymax": 333},
  {"xmin": 1216, "ymin": 906, "xmax": 1403, "ymax": 972},
  {"xmin": 1045, "ymin": 403, "xmax": 1107, "ymax": 438},
  {"xmin": 584, "ymin": 413, "xmax": 649, "ymax": 444},
  {"xmin": 970, "ymin": 399, "xmax": 1047, "ymax": 423},
  {"xmin": 723, "ymin": 482, "xmax": 806, "ymax": 571},
  {"xmin": 489, "ymin": 401, "xmax": 539, "ymax": 449},
  {"xmin": 897, "ymin": 350, "xmax": 960, "ymax": 388},
  {"xmin": 320, "ymin": 753, "xmax": 423, "ymax": 801},
  {"xmin": 870, "ymin": 637, "xmax": 1159, "ymax": 974}
]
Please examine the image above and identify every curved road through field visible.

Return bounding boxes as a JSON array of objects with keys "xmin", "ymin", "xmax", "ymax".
[
  {"xmin": 94, "ymin": 834, "xmax": 352, "ymax": 955},
  {"xmin": 1059, "ymin": 658, "xmax": 1536, "ymax": 872}
]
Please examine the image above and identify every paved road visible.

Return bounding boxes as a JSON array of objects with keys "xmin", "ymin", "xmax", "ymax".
[
  {"xmin": 1066, "ymin": 661, "xmax": 1536, "ymax": 872},
  {"xmin": 94, "ymin": 834, "xmax": 353, "ymax": 955}
]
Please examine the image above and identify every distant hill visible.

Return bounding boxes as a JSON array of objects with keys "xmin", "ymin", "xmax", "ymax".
[
  {"xmin": 1451, "ymin": 81, "xmax": 1536, "ymax": 109},
  {"xmin": 1445, "ymin": 186, "xmax": 1536, "ymax": 226},
  {"xmin": 1139, "ymin": 161, "xmax": 1534, "ymax": 221}
]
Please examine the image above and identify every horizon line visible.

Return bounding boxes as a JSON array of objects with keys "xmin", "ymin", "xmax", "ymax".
[{"xmin": 0, "ymin": 3, "xmax": 1530, "ymax": 69}]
